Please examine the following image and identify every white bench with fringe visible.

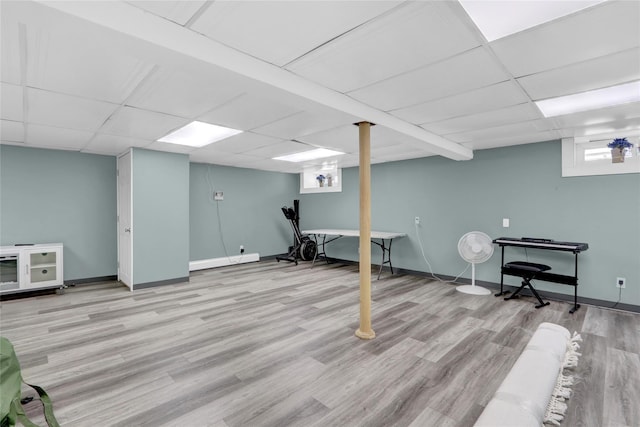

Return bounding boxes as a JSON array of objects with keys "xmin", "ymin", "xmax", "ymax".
[{"xmin": 474, "ymin": 322, "xmax": 582, "ymax": 427}]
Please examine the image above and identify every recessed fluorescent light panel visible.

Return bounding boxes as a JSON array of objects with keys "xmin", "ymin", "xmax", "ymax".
[
  {"xmin": 157, "ymin": 121, "xmax": 242, "ymax": 147},
  {"xmin": 274, "ymin": 148, "xmax": 344, "ymax": 162},
  {"xmin": 535, "ymin": 81, "xmax": 640, "ymax": 118},
  {"xmin": 459, "ymin": 0, "xmax": 605, "ymax": 41}
]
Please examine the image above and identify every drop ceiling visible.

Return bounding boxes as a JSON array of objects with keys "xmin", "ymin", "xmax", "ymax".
[{"xmin": 1, "ymin": 0, "xmax": 638, "ymax": 173}]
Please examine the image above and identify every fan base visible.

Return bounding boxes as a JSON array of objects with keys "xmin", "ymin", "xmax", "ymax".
[{"xmin": 456, "ymin": 284, "xmax": 492, "ymax": 295}]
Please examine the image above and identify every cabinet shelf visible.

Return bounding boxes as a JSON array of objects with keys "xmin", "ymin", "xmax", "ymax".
[{"xmin": 30, "ymin": 263, "xmax": 57, "ymax": 269}]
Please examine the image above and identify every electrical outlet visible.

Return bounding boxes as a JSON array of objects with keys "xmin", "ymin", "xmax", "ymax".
[
  {"xmin": 616, "ymin": 277, "xmax": 626, "ymax": 288},
  {"xmin": 214, "ymin": 191, "xmax": 224, "ymax": 201},
  {"xmin": 240, "ymin": 245, "xmax": 244, "ymax": 254},
  {"xmin": 415, "ymin": 216, "xmax": 420, "ymax": 225}
]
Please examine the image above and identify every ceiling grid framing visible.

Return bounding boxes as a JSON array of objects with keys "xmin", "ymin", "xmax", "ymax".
[
  {"xmin": 1, "ymin": 0, "xmax": 637, "ymax": 170},
  {"xmin": 32, "ymin": 0, "xmax": 473, "ymax": 161}
]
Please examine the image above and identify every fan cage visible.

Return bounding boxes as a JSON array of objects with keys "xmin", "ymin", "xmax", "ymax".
[{"xmin": 458, "ymin": 231, "xmax": 494, "ymax": 264}]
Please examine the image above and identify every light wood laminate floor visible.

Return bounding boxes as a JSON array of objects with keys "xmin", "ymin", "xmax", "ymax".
[{"xmin": 1, "ymin": 260, "xmax": 638, "ymax": 427}]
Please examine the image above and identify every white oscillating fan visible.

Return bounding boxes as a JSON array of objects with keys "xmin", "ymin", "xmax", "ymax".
[{"xmin": 457, "ymin": 231, "xmax": 494, "ymax": 295}]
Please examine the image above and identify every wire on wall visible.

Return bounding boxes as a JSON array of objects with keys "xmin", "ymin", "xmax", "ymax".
[
  {"xmin": 414, "ymin": 222, "xmax": 470, "ymax": 284},
  {"xmin": 206, "ymin": 165, "xmax": 233, "ymax": 263}
]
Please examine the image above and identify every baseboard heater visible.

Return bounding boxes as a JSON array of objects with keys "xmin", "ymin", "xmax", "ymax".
[{"xmin": 189, "ymin": 253, "xmax": 260, "ymax": 272}]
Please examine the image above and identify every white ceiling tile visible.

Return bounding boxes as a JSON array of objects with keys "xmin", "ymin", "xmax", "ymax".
[
  {"xmin": 199, "ymin": 93, "xmax": 302, "ymax": 132},
  {"xmin": 557, "ymin": 118, "xmax": 640, "ymax": 138},
  {"xmin": 286, "ymin": 153, "xmax": 359, "ymax": 171},
  {"xmin": 447, "ymin": 119, "xmax": 554, "ymax": 143},
  {"xmin": 287, "ymin": 1, "xmax": 481, "ymax": 93},
  {"xmin": 211, "ymin": 155, "xmax": 303, "ymax": 174},
  {"xmin": 349, "ymin": 47, "xmax": 510, "ymax": 111},
  {"xmin": 27, "ymin": 88, "xmax": 119, "ymax": 131},
  {"xmin": 298, "ymin": 125, "xmax": 365, "ymax": 153},
  {"xmin": 491, "ymin": 1, "xmax": 640, "ymax": 77},
  {"xmin": 193, "ymin": 132, "xmax": 286, "ymax": 155},
  {"xmin": 517, "ymin": 49, "xmax": 640, "ymax": 100},
  {"xmin": 1, "ymin": 120, "xmax": 24, "ymax": 143},
  {"xmin": 99, "ymin": 106, "xmax": 189, "ymax": 140},
  {"xmin": 391, "ymin": 81, "xmax": 530, "ymax": 125},
  {"xmin": 247, "ymin": 140, "xmax": 311, "ymax": 159},
  {"xmin": 25, "ymin": 123, "xmax": 94, "ymax": 150},
  {"xmin": 1, "ymin": 82, "xmax": 23, "ymax": 121},
  {"xmin": 189, "ymin": 150, "xmax": 238, "ymax": 165},
  {"xmin": 81, "ymin": 133, "xmax": 152, "ymax": 156},
  {"xmin": 460, "ymin": 0, "xmax": 605, "ymax": 42},
  {"xmin": 25, "ymin": 22, "xmax": 154, "ymax": 104},
  {"xmin": 190, "ymin": 1, "xmax": 399, "ymax": 66},
  {"xmin": 127, "ymin": 1, "xmax": 207, "ymax": 25},
  {"xmin": 462, "ymin": 130, "xmax": 560, "ymax": 150},
  {"xmin": 189, "ymin": 151, "xmax": 262, "ymax": 169},
  {"xmin": 251, "ymin": 162, "xmax": 301, "ymax": 173},
  {"xmin": 549, "ymin": 102, "xmax": 640, "ymax": 130},
  {"xmin": 126, "ymin": 66, "xmax": 248, "ymax": 119},
  {"xmin": 252, "ymin": 107, "xmax": 358, "ymax": 140},
  {"xmin": 296, "ymin": 154, "xmax": 353, "ymax": 172},
  {"xmin": 0, "ymin": 13, "xmax": 22, "ymax": 85},
  {"xmin": 424, "ymin": 103, "xmax": 542, "ymax": 135},
  {"xmin": 335, "ymin": 154, "xmax": 361, "ymax": 169},
  {"xmin": 371, "ymin": 126, "xmax": 431, "ymax": 151},
  {"xmin": 146, "ymin": 141, "xmax": 198, "ymax": 154},
  {"xmin": 227, "ymin": 155, "xmax": 276, "ymax": 170}
]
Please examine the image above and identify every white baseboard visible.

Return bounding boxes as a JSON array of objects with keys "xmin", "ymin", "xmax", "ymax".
[{"xmin": 189, "ymin": 253, "xmax": 260, "ymax": 271}]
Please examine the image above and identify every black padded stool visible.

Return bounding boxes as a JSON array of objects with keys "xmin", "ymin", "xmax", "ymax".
[{"xmin": 503, "ymin": 261, "xmax": 551, "ymax": 309}]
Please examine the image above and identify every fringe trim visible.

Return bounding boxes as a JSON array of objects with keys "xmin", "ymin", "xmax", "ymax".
[{"xmin": 543, "ymin": 332, "xmax": 582, "ymax": 426}]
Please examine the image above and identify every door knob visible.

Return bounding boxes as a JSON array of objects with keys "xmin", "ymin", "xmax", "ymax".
[{"xmin": 124, "ymin": 228, "xmax": 131, "ymax": 232}]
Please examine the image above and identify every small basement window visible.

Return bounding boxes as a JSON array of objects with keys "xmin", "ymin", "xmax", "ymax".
[
  {"xmin": 300, "ymin": 164, "xmax": 342, "ymax": 194},
  {"xmin": 562, "ymin": 136, "xmax": 640, "ymax": 177}
]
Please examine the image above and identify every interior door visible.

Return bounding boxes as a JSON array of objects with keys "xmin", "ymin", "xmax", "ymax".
[{"xmin": 117, "ymin": 151, "xmax": 133, "ymax": 290}]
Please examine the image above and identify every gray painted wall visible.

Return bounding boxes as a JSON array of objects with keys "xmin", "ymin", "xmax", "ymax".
[
  {"xmin": 0, "ymin": 145, "xmax": 117, "ymax": 281},
  {"xmin": 189, "ymin": 162, "xmax": 299, "ymax": 261},
  {"xmin": 132, "ymin": 148, "xmax": 189, "ymax": 286},
  {"xmin": 300, "ymin": 140, "xmax": 640, "ymax": 306}
]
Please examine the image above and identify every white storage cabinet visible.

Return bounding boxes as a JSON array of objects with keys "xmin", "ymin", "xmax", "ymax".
[{"xmin": 0, "ymin": 243, "xmax": 64, "ymax": 293}]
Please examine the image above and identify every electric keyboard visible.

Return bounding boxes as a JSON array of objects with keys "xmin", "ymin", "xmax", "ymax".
[{"xmin": 493, "ymin": 237, "xmax": 588, "ymax": 252}]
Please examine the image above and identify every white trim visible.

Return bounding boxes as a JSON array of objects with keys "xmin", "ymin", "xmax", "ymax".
[{"xmin": 189, "ymin": 253, "xmax": 260, "ymax": 271}]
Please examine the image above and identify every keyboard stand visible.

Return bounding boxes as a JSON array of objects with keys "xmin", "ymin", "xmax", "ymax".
[{"xmin": 493, "ymin": 238, "xmax": 588, "ymax": 314}]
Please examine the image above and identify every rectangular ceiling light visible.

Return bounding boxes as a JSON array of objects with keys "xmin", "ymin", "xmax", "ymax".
[
  {"xmin": 273, "ymin": 148, "xmax": 344, "ymax": 162},
  {"xmin": 157, "ymin": 121, "xmax": 242, "ymax": 147},
  {"xmin": 459, "ymin": 0, "xmax": 605, "ymax": 41},
  {"xmin": 535, "ymin": 81, "xmax": 640, "ymax": 117}
]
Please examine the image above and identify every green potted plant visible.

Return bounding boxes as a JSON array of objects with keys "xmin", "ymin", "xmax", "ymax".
[{"xmin": 608, "ymin": 137, "xmax": 633, "ymax": 163}]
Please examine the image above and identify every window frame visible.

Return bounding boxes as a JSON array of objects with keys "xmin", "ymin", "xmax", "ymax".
[
  {"xmin": 299, "ymin": 166, "xmax": 342, "ymax": 194},
  {"xmin": 561, "ymin": 137, "xmax": 640, "ymax": 177}
]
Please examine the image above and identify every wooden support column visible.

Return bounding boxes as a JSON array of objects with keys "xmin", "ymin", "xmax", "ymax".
[{"xmin": 355, "ymin": 121, "xmax": 375, "ymax": 340}]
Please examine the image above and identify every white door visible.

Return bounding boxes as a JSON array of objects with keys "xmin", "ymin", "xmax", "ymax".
[{"xmin": 117, "ymin": 151, "xmax": 133, "ymax": 290}]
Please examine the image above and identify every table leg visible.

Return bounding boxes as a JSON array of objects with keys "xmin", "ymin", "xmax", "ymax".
[{"xmin": 375, "ymin": 239, "xmax": 394, "ymax": 280}]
